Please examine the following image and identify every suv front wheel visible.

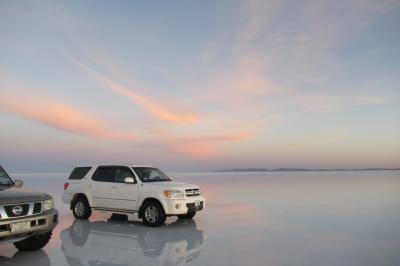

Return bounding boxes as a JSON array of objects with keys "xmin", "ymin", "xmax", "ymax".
[
  {"xmin": 141, "ymin": 201, "xmax": 166, "ymax": 227},
  {"xmin": 72, "ymin": 196, "xmax": 92, "ymax": 220}
]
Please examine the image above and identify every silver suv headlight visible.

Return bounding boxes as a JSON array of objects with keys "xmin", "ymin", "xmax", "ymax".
[
  {"xmin": 163, "ymin": 189, "xmax": 184, "ymax": 199},
  {"xmin": 43, "ymin": 199, "xmax": 54, "ymax": 211}
]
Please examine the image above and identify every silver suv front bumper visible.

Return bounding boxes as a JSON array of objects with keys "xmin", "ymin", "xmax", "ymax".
[{"xmin": 0, "ymin": 209, "xmax": 58, "ymax": 244}]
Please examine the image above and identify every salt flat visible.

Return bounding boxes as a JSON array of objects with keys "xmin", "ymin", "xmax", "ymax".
[{"xmin": 1, "ymin": 171, "xmax": 399, "ymax": 266}]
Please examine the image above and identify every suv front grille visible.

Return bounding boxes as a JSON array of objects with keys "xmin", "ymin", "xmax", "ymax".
[
  {"xmin": 4, "ymin": 204, "xmax": 30, "ymax": 217},
  {"xmin": 0, "ymin": 201, "xmax": 44, "ymax": 219},
  {"xmin": 185, "ymin": 188, "xmax": 201, "ymax": 197}
]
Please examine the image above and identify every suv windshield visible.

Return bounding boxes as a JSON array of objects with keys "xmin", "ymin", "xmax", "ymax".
[
  {"xmin": 132, "ymin": 167, "xmax": 171, "ymax": 183},
  {"xmin": 0, "ymin": 166, "xmax": 14, "ymax": 187}
]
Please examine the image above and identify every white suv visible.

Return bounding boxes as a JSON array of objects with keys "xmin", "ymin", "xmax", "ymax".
[{"xmin": 62, "ymin": 165, "xmax": 205, "ymax": 226}]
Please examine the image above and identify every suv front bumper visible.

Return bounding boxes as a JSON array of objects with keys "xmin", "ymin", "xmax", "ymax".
[
  {"xmin": 0, "ymin": 209, "xmax": 58, "ymax": 244},
  {"xmin": 164, "ymin": 196, "xmax": 206, "ymax": 215}
]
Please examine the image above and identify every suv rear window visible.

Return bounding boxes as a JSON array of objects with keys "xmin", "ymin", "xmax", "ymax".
[{"xmin": 69, "ymin": 167, "xmax": 92, "ymax": 180}]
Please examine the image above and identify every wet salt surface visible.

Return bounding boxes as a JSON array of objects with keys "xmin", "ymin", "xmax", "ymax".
[{"xmin": 1, "ymin": 171, "xmax": 400, "ymax": 266}]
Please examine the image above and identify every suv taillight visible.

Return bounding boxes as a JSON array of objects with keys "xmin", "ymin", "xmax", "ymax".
[{"xmin": 64, "ymin": 182, "xmax": 69, "ymax": 191}]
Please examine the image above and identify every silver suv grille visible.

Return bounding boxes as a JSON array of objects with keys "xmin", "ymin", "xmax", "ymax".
[
  {"xmin": 4, "ymin": 204, "xmax": 30, "ymax": 217},
  {"xmin": 185, "ymin": 188, "xmax": 201, "ymax": 197},
  {"xmin": 0, "ymin": 202, "xmax": 43, "ymax": 219}
]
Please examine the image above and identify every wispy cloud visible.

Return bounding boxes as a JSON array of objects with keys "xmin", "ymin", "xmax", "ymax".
[
  {"xmin": 0, "ymin": 86, "xmax": 136, "ymax": 141},
  {"xmin": 198, "ymin": 0, "xmax": 394, "ymax": 113},
  {"xmin": 0, "ymin": 81, "xmax": 252, "ymax": 159},
  {"xmin": 143, "ymin": 127, "xmax": 252, "ymax": 158},
  {"xmin": 167, "ymin": 133, "xmax": 250, "ymax": 158},
  {"xmin": 67, "ymin": 55, "xmax": 200, "ymax": 125},
  {"xmin": 66, "ymin": 53, "xmax": 255, "ymax": 158}
]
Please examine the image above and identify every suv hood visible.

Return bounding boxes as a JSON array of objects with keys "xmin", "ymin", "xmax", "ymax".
[
  {"xmin": 0, "ymin": 190, "xmax": 51, "ymax": 205},
  {"xmin": 144, "ymin": 181, "xmax": 199, "ymax": 190}
]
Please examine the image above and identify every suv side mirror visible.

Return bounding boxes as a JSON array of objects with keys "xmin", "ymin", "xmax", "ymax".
[
  {"xmin": 14, "ymin": 180, "xmax": 23, "ymax": 188},
  {"xmin": 124, "ymin": 177, "xmax": 135, "ymax": 184}
]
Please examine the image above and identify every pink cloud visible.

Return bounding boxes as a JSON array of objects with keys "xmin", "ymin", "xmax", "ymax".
[
  {"xmin": 68, "ymin": 55, "xmax": 200, "ymax": 125},
  {"xmin": 164, "ymin": 134, "xmax": 248, "ymax": 158},
  {"xmin": 0, "ymin": 89, "xmax": 136, "ymax": 141},
  {"xmin": 146, "ymin": 127, "xmax": 251, "ymax": 158}
]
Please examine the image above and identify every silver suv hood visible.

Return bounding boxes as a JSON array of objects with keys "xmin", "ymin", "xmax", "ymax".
[{"xmin": 0, "ymin": 190, "xmax": 51, "ymax": 205}]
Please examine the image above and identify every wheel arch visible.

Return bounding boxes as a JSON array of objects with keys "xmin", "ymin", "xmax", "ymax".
[
  {"xmin": 71, "ymin": 193, "xmax": 93, "ymax": 209},
  {"xmin": 138, "ymin": 196, "xmax": 167, "ymax": 218}
]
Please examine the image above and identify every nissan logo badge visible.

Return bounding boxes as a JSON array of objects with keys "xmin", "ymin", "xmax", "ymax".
[{"xmin": 12, "ymin": 205, "xmax": 23, "ymax": 215}]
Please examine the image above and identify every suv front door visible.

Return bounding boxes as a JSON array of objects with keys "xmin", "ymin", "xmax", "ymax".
[{"xmin": 108, "ymin": 166, "xmax": 139, "ymax": 211}]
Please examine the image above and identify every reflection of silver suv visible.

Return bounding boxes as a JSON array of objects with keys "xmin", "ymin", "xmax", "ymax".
[
  {"xmin": 0, "ymin": 166, "xmax": 58, "ymax": 251},
  {"xmin": 60, "ymin": 216, "xmax": 205, "ymax": 266}
]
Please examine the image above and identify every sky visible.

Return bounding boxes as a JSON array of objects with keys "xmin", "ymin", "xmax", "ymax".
[{"xmin": 0, "ymin": 0, "xmax": 399, "ymax": 173}]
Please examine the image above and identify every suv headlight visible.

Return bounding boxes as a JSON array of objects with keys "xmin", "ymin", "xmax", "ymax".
[
  {"xmin": 43, "ymin": 199, "xmax": 54, "ymax": 211},
  {"xmin": 163, "ymin": 189, "xmax": 184, "ymax": 199}
]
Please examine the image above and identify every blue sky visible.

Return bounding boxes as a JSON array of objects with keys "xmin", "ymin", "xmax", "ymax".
[{"xmin": 0, "ymin": 0, "xmax": 399, "ymax": 172}]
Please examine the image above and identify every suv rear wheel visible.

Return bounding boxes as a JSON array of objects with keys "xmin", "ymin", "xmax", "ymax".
[
  {"xmin": 141, "ymin": 201, "xmax": 166, "ymax": 227},
  {"xmin": 72, "ymin": 196, "xmax": 92, "ymax": 220},
  {"xmin": 13, "ymin": 231, "xmax": 52, "ymax": 251}
]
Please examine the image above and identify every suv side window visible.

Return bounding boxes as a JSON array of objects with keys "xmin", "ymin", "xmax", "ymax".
[
  {"xmin": 92, "ymin": 167, "xmax": 116, "ymax": 182},
  {"xmin": 115, "ymin": 167, "xmax": 136, "ymax": 183},
  {"xmin": 92, "ymin": 166, "xmax": 136, "ymax": 183},
  {"xmin": 69, "ymin": 167, "xmax": 92, "ymax": 180}
]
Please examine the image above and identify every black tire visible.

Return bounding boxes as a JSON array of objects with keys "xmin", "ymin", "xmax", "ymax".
[
  {"xmin": 141, "ymin": 200, "xmax": 166, "ymax": 227},
  {"xmin": 178, "ymin": 211, "xmax": 196, "ymax": 220},
  {"xmin": 72, "ymin": 196, "xmax": 92, "ymax": 220},
  {"xmin": 13, "ymin": 231, "xmax": 52, "ymax": 251}
]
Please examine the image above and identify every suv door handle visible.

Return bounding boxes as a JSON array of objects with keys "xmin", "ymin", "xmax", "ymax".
[
  {"xmin": 87, "ymin": 184, "xmax": 92, "ymax": 188},
  {"xmin": 112, "ymin": 186, "xmax": 117, "ymax": 189}
]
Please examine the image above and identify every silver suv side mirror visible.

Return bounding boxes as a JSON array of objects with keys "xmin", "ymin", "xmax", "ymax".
[
  {"xmin": 14, "ymin": 180, "xmax": 23, "ymax": 188},
  {"xmin": 124, "ymin": 177, "xmax": 135, "ymax": 184}
]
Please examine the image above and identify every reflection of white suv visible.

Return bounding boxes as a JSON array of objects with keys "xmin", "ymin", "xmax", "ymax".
[
  {"xmin": 60, "ymin": 218, "xmax": 205, "ymax": 266},
  {"xmin": 62, "ymin": 165, "xmax": 205, "ymax": 226}
]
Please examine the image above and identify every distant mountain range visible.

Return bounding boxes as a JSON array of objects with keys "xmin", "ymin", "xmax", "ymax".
[{"xmin": 216, "ymin": 167, "xmax": 400, "ymax": 172}]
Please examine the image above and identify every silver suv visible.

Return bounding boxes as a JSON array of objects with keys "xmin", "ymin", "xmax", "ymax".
[{"xmin": 0, "ymin": 166, "xmax": 58, "ymax": 251}]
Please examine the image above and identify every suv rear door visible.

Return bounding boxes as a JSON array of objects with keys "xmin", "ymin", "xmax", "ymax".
[{"xmin": 90, "ymin": 166, "xmax": 117, "ymax": 209}]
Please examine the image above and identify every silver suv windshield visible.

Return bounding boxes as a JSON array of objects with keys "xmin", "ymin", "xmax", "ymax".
[
  {"xmin": 132, "ymin": 167, "xmax": 171, "ymax": 183},
  {"xmin": 0, "ymin": 166, "xmax": 14, "ymax": 188}
]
